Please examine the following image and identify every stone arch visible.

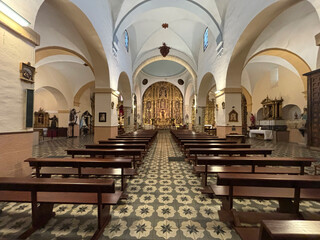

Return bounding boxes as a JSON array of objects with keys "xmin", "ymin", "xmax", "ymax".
[
  {"xmin": 245, "ymin": 48, "xmax": 311, "ymax": 93},
  {"xmin": 282, "ymin": 104, "xmax": 302, "ymax": 120},
  {"xmin": 74, "ymin": 81, "xmax": 95, "ymax": 106},
  {"xmin": 185, "ymin": 82, "xmax": 195, "ymax": 107},
  {"xmin": 133, "ymin": 56, "xmax": 197, "ymax": 83},
  {"xmin": 36, "ymin": 47, "xmax": 94, "ymax": 74},
  {"xmin": 241, "ymin": 86, "xmax": 252, "ymax": 113},
  {"xmin": 35, "ymin": 86, "xmax": 69, "ymax": 110},
  {"xmin": 197, "ymin": 72, "xmax": 215, "ymax": 107},
  {"xmin": 226, "ymin": 0, "xmax": 302, "ymax": 88},
  {"xmin": 257, "ymin": 108, "xmax": 264, "ymax": 121},
  {"xmin": 36, "ymin": 0, "xmax": 110, "ymax": 87},
  {"xmin": 118, "ymin": 72, "xmax": 132, "ymax": 106}
]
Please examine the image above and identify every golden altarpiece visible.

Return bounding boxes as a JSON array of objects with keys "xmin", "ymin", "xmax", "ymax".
[
  {"xmin": 143, "ymin": 82, "xmax": 183, "ymax": 127},
  {"xmin": 204, "ymin": 89, "xmax": 216, "ymax": 126},
  {"xmin": 261, "ymin": 96, "xmax": 283, "ymax": 120}
]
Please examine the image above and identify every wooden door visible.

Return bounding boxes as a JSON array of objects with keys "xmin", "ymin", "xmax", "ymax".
[{"xmin": 304, "ymin": 69, "xmax": 320, "ymax": 148}]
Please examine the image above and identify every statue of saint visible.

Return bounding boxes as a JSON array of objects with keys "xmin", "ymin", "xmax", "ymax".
[
  {"xmin": 49, "ymin": 115, "xmax": 58, "ymax": 128},
  {"xmin": 250, "ymin": 113, "xmax": 255, "ymax": 126}
]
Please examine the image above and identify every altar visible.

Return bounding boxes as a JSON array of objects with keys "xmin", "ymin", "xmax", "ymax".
[{"xmin": 249, "ymin": 129, "xmax": 273, "ymax": 140}]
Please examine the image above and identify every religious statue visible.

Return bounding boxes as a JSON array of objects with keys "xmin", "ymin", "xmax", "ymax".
[
  {"xmin": 250, "ymin": 113, "xmax": 255, "ymax": 126},
  {"xmin": 69, "ymin": 108, "xmax": 78, "ymax": 126},
  {"xmin": 49, "ymin": 115, "xmax": 58, "ymax": 128}
]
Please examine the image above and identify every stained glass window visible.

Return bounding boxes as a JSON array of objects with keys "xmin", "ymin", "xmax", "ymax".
[
  {"xmin": 203, "ymin": 27, "xmax": 208, "ymax": 52},
  {"xmin": 125, "ymin": 30, "xmax": 129, "ymax": 52}
]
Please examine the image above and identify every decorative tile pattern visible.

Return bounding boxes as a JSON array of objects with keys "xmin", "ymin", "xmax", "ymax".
[{"xmin": 0, "ymin": 132, "xmax": 319, "ymax": 239}]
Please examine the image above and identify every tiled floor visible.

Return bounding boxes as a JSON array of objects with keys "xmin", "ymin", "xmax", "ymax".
[{"xmin": 0, "ymin": 131, "xmax": 319, "ymax": 239}]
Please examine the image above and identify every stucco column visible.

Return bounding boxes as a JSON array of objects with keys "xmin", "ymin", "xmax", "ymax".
[
  {"xmin": 215, "ymin": 89, "xmax": 242, "ymax": 138},
  {"xmin": 123, "ymin": 106, "xmax": 134, "ymax": 133},
  {"xmin": 94, "ymin": 88, "xmax": 119, "ymax": 143},
  {"xmin": 195, "ymin": 106, "xmax": 206, "ymax": 132}
]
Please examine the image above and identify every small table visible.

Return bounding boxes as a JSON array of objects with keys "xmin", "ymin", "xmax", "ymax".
[{"xmin": 249, "ymin": 129, "xmax": 273, "ymax": 140}]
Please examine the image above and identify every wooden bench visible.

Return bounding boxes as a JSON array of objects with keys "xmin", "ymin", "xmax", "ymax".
[
  {"xmin": 236, "ymin": 220, "xmax": 320, "ymax": 240},
  {"xmin": 86, "ymin": 143, "xmax": 146, "ymax": 150},
  {"xmin": 0, "ymin": 177, "xmax": 121, "ymax": 240},
  {"xmin": 65, "ymin": 148, "xmax": 144, "ymax": 168},
  {"xmin": 212, "ymin": 173, "xmax": 320, "ymax": 223},
  {"xmin": 196, "ymin": 156, "xmax": 315, "ymax": 186},
  {"xmin": 99, "ymin": 139, "xmax": 151, "ymax": 148},
  {"xmin": 189, "ymin": 148, "xmax": 273, "ymax": 165},
  {"xmin": 25, "ymin": 157, "xmax": 135, "ymax": 191},
  {"xmin": 184, "ymin": 143, "xmax": 251, "ymax": 158}
]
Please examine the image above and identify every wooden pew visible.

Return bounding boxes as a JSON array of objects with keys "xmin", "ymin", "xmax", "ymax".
[
  {"xmin": 212, "ymin": 173, "xmax": 320, "ymax": 223},
  {"xmin": 179, "ymin": 139, "xmax": 237, "ymax": 151},
  {"xmin": 86, "ymin": 143, "xmax": 147, "ymax": 153},
  {"xmin": 65, "ymin": 148, "xmax": 144, "ymax": 168},
  {"xmin": 184, "ymin": 143, "xmax": 251, "ymax": 158},
  {"xmin": 189, "ymin": 148, "xmax": 273, "ymax": 165},
  {"xmin": 196, "ymin": 156, "xmax": 316, "ymax": 187},
  {"xmin": 99, "ymin": 139, "xmax": 150, "ymax": 145},
  {"xmin": 25, "ymin": 157, "xmax": 134, "ymax": 191},
  {"xmin": 236, "ymin": 220, "xmax": 320, "ymax": 240},
  {"xmin": 0, "ymin": 177, "xmax": 121, "ymax": 240}
]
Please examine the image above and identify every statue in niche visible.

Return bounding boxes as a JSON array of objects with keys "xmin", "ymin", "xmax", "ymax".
[
  {"xmin": 159, "ymin": 87, "xmax": 167, "ymax": 98},
  {"xmin": 38, "ymin": 113, "xmax": 44, "ymax": 124}
]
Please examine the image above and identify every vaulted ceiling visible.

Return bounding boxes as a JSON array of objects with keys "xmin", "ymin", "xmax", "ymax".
[{"xmin": 109, "ymin": 0, "xmax": 226, "ymax": 67}]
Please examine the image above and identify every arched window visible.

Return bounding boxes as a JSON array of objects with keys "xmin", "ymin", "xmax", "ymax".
[
  {"xmin": 203, "ymin": 27, "xmax": 208, "ymax": 52},
  {"xmin": 125, "ymin": 30, "xmax": 129, "ymax": 52}
]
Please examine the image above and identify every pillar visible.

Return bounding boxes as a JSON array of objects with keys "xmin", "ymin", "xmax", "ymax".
[
  {"xmin": 94, "ymin": 88, "xmax": 119, "ymax": 143},
  {"xmin": 195, "ymin": 106, "xmax": 206, "ymax": 132},
  {"xmin": 123, "ymin": 106, "xmax": 134, "ymax": 133},
  {"xmin": 215, "ymin": 88, "xmax": 242, "ymax": 138}
]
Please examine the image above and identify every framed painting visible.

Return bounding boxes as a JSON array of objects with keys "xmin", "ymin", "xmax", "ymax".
[
  {"xmin": 99, "ymin": 112, "xmax": 106, "ymax": 122},
  {"xmin": 20, "ymin": 62, "xmax": 35, "ymax": 83}
]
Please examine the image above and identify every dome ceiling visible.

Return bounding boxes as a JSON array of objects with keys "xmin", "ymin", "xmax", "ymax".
[{"xmin": 142, "ymin": 60, "xmax": 186, "ymax": 77}]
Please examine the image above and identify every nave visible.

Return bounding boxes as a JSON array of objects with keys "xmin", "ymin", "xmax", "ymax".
[{"xmin": 0, "ymin": 131, "xmax": 319, "ymax": 239}]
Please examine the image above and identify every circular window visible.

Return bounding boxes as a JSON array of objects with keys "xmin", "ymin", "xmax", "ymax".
[
  {"xmin": 178, "ymin": 79, "xmax": 184, "ymax": 85},
  {"xmin": 142, "ymin": 79, "xmax": 148, "ymax": 85}
]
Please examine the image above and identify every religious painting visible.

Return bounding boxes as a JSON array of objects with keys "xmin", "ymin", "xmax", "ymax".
[
  {"xmin": 20, "ymin": 62, "xmax": 35, "ymax": 83},
  {"xmin": 99, "ymin": 112, "xmax": 106, "ymax": 122},
  {"xmin": 142, "ymin": 82, "xmax": 183, "ymax": 127},
  {"xmin": 229, "ymin": 109, "xmax": 238, "ymax": 122}
]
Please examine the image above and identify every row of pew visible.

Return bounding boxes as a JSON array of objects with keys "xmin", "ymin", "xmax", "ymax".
[
  {"xmin": 0, "ymin": 130, "xmax": 158, "ymax": 240},
  {"xmin": 171, "ymin": 129, "xmax": 320, "ymax": 240}
]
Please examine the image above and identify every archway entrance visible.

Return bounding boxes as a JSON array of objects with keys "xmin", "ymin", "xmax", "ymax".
[{"xmin": 143, "ymin": 82, "xmax": 183, "ymax": 128}]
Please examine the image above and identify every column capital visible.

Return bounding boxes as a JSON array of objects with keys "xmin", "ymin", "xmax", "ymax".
[
  {"xmin": 94, "ymin": 88, "xmax": 120, "ymax": 97},
  {"xmin": 215, "ymin": 88, "xmax": 242, "ymax": 98}
]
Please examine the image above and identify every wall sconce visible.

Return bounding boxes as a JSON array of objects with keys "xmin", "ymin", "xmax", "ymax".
[
  {"xmin": 222, "ymin": 102, "xmax": 225, "ymax": 109},
  {"xmin": 0, "ymin": 1, "xmax": 30, "ymax": 26},
  {"xmin": 216, "ymin": 104, "xmax": 219, "ymax": 111},
  {"xmin": 111, "ymin": 101, "xmax": 114, "ymax": 109}
]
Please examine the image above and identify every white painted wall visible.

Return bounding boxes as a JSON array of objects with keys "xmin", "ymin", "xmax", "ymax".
[
  {"xmin": 247, "ymin": 1, "xmax": 320, "ymax": 70},
  {"xmin": 0, "ymin": 27, "xmax": 35, "ymax": 132},
  {"xmin": 251, "ymin": 66, "xmax": 306, "ymax": 115}
]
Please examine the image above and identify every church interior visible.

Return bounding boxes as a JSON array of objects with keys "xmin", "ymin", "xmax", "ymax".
[{"xmin": 0, "ymin": 0, "xmax": 320, "ymax": 239}]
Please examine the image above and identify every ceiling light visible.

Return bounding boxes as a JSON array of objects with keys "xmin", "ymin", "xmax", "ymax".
[{"xmin": 0, "ymin": 1, "xmax": 30, "ymax": 27}]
